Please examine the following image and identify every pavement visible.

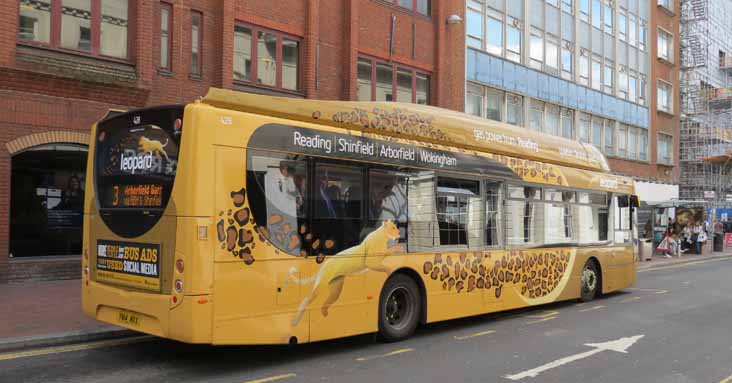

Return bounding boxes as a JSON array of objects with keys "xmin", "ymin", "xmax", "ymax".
[
  {"xmin": 1, "ymin": 249, "xmax": 731, "ymax": 354},
  {"xmin": 0, "ymin": 279, "xmax": 134, "ymax": 353},
  {"xmin": 3, "ymin": 248, "xmax": 732, "ymax": 382}
]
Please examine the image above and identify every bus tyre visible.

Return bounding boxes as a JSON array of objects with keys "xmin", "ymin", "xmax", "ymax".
[
  {"xmin": 378, "ymin": 274, "xmax": 421, "ymax": 342},
  {"xmin": 580, "ymin": 260, "xmax": 600, "ymax": 302}
]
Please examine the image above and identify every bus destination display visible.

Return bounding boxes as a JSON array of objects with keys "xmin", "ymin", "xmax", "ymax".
[{"xmin": 108, "ymin": 184, "xmax": 164, "ymax": 208}]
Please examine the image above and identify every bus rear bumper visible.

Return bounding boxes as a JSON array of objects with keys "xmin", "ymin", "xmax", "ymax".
[{"xmin": 82, "ymin": 280, "xmax": 212, "ymax": 344}]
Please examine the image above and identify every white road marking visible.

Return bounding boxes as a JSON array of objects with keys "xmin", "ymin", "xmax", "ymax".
[{"xmin": 504, "ymin": 335, "xmax": 644, "ymax": 380}]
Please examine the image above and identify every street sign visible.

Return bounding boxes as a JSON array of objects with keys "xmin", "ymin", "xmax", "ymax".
[{"xmin": 504, "ymin": 335, "xmax": 644, "ymax": 381}]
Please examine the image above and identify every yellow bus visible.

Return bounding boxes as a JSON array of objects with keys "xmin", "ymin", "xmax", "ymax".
[{"xmin": 82, "ymin": 88, "xmax": 638, "ymax": 344}]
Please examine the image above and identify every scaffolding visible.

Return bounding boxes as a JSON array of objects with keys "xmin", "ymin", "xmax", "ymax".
[{"xmin": 680, "ymin": 0, "xmax": 732, "ymax": 203}]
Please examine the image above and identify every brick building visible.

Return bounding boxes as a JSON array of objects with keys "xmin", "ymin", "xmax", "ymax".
[{"xmin": 0, "ymin": 0, "xmax": 466, "ymax": 282}]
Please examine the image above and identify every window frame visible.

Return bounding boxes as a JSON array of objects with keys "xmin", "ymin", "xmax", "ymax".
[
  {"xmin": 190, "ymin": 9, "xmax": 202, "ymax": 77},
  {"xmin": 159, "ymin": 2, "xmax": 173, "ymax": 72},
  {"xmin": 657, "ymin": 27, "xmax": 674, "ymax": 63},
  {"xmin": 391, "ymin": 0, "xmax": 431, "ymax": 16},
  {"xmin": 357, "ymin": 55, "xmax": 431, "ymax": 104},
  {"xmin": 657, "ymin": 133, "xmax": 674, "ymax": 166},
  {"xmin": 657, "ymin": 79, "xmax": 673, "ymax": 114},
  {"xmin": 232, "ymin": 21, "xmax": 304, "ymax": 94},
  {"xmin": 16, "ymin": 0, "xmax": 133, "ymax": 63}
]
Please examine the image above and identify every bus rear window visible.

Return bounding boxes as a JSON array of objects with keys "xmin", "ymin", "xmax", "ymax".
[{"xmin": 95, "ymin": 106, "xmax": 183, "ymax": 238}]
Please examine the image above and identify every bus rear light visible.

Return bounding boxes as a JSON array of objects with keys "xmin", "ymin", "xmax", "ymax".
[
  {"xmin": 84, "ymin": 248, "xmax": 89, "ymax": 260},
  {"xmin": 84, "ymin": 266, "xmax": 89, "ymax": 276},
  {"xmin": 174, "ymin": 279, "xmax": 184, "ymax": 293},
  {"xmin": 172, "ymin": 296, "xmax": 177, "ymax": 303},
  {"xmin": 175, "ymin": 259, "xmax": 184, "ymax": 273},
  {"xmin": 174, "ymin": 118, "xmax": 182, "ymax": 131}
]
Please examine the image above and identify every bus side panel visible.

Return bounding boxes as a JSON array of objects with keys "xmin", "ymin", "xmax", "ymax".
[{"xmin": 602, "ymin": 245, "xmax": 636, "ymax": 293}]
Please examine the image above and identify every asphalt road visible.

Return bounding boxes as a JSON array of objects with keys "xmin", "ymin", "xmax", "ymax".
[{"xmin": 3, "ymin": 258, "xmax": 732, "ymax": 383}]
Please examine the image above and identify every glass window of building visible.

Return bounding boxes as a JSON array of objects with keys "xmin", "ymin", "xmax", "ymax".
[
  {"xmin": 629, "ymin": 74, "xmax": 637, "ymax": 103},
  {"xmin": 487, "ymin": 16, "xmax": 503, "ymax": 55},
  {"xmin": 416, "ymin": 73, "xmax": 430, "ymax": 105},
  {"xmin": 466, "ymin": 83, "xmax": 484, "ymax": 117},
  {"xmin": 546, "ymin": 38, "xmax": 560, "ymax": 72},
  {"xmin": 530, "ymin": 33, "xmax": 544, "ymax": 69},
  {"xmin": 592, "ymin": 118, "xmax": 603, "ymax": 147},
  {"xmin": 546, "ymin": 104, "xmax": 561, "ymax": 136},
  {"xmin": 618, "ymin": 70, "xmax": 628, "ymax": 99},
  {"xmin": 579, "ymin": 54, "xmax": 589, "ymax": 85},
  {"xmin": 357, "ymin": 58, "xmax": 372, "ymax": 102},
  {"xmin": 506, "ymin": 22, "xmax": 522, "ymax": 62},
  {"xmin": 562, "ymin": 0, "xmax": 573, "ymax": 13},
  {"xmin": 561, "ymin": 44, "xmax": 573, "ymax": 77},
  {"xmin": 18, "ymin": 0, "xmax": 51, "ymax": 44},
  {"xmin": 190, "ymin": 11, "xmax": 202, "ymax": 76},
  {"xmin": 358, "ymin": 57, "xmax": 430, "ymax": 104},
  {"xmin": 579, "ymin": 115, "xmax": 591, "ymax": 143},
  {"xmin": 159, "ymin": 3, "xmax": 171, "ymax": 70},
  {"xmin": 639, "ymin": 75, "xmax": 647, "ymax": 106},
  {"xmin": 375, "ymin": 62, "xmax": 394, "ymax": 101},
  {"xmin": 617, "ymin": 125, "xmax": 628, "ymax": 157},
  {"xmin": 628, "ymin": 127, "xmax": 638, "ymax": 160},
  {"xmin": 579, "ymin": 0, "xmax": 590, "ymax": 22},
  {"xmin": 591, "ymin": 0, "xmax": 602, "ymax": 29},
  {"xmin": 591, "ymin": 58, "xmax": 602, "ymax": 90},
  {"xmin": 604, "ymin": 121, "xmax": 615, "ymax": 155},
  {"xmin": 233, "ymin": 24, "xmax": 302, "ymax": 92},
  {"xmin": 657, "ymin": 28, "xmax": 673, "ymax": 62},
  {"xmin": 486, "ymin": 87, "xmax": 505, "ymax": 122},
  {"xmin": 657, "ymin": 80, "xmax": 672, "ymax": 113},
  {"xmin": 603, "ymin": 63, "xmax": 613, "ymax": 93},
  {"xmin": 397, "ymin": 68, "xmax": 414, "ymax": 103},
  {"xmin": 100, "ymin": 0, "xmax": 129, "ymax": 58},
  {"xmin": 618, "ymin": 11, "xmax": 627, "ymax": 41},
  {"xmin": 561, "ymin": 108, "xmax": 575, "ymax": 139},
  {"xmin": 507, "ymin": 93, "xmax": 524, "ymax": 126},
  {"xmin": 508, "ymin": 0, "xmax": 524, "ymax": 19},
  {"xmin": 531, "ymin": 0, "xmax": 545, "ymax": 28},
  {"xmin": 657, "ymin": 133, "xmax": 673, "ymax": 165},
  {"xmin": 529, "ymin": 99, "xmax": 545, "ymax": 131},
  {"xmin": 628, "ymin": 15, "xmax": 637, "ymax": 47},
  {"xmin": 604, "ymin": 3, "xmax": 613, "ymax": 33},
  {"xmin": 639, "ymin": 20, "xmax": 646, "ymax": 51},
  {"xmin": 467, "ymin": 7, "xmax": 483, "ymax": 49},
  {"xmin": 639, "ymin": 130, "xmax": 648, "ymax": 161},
  {"xmin": 257, "ymin": 31, "xmax": 278, "ymax": 87}
]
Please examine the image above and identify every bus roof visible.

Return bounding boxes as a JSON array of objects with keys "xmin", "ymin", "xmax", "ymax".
[{"xmin": 202, "ymin": 88, "xmax": 611, "ymax": 173}]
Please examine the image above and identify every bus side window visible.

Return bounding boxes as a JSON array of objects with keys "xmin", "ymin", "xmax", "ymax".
[
  {"xmin": 312, "ymin": 163, "xmax": 364, "ymax": 255},
  {"xmin": 247, "ymin": 151, "xmax": 309, "ymax": 256},
  {"xmin": 367, "ymin": 169, "xmax": 408, "ymax": 249}
]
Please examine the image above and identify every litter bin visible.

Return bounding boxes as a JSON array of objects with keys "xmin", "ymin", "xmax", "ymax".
[
  {"xmin": 639, "ymin": 239, "xmax": 653, "ymax": 261},
  {"xmin": 714, "ymin": 234, "xmax": 724, "ymax": 252}
]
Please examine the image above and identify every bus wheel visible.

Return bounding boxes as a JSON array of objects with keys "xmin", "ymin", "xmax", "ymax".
[
  {"xmin": 580, "ymin": 260, "xmax": 600, "ymax": 302},
  {"xmin": 378, "ymin": 274, "xmax": 420, "ymax": 342}
]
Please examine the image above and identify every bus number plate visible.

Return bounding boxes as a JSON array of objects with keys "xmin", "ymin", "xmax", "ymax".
[{"xmin": 117, "ymin": 311, "xmax": 141, "ymax": 327}]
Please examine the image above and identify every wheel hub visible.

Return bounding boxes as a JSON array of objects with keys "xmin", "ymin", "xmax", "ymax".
[
  {"xmin": 582, "ymin": 267, "xmax": 597, "ymax": 293},
  {"xmin": 385, "ymin": 287, "xmax": 412, "ymax": 329}
]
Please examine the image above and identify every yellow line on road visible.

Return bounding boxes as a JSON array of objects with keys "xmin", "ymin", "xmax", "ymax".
[
  {"xmin": 524, "ymin": 310, "xmax": 559, "ymax": 319},
  {"xmin": 0, "ymin": 336, "xmax": 153, "ymax": 362},
  {"xmin": 454, "ymin": 330, "xmax": 496, "ymax": 340},
  {"xmin": 719, "ymin": 373, "xmax": 732, "ymax": 383},
  {"xmin": 355, "ymin": 348, "xmax": 414, "ymax": 362},
  {"xmin": 525, "ymin": 316, "xmax": 557, "ymax": 325},
  {"xmin": 620, "ymin": 296, "xmax": 642, "ymax": 303},
  {"xmin": 243, "ymin": 373, "xmax": 296, "ymax": 383},
  {"xmin": 579, "ymin": 305, "xmax": 605, "ymax": 313}
]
